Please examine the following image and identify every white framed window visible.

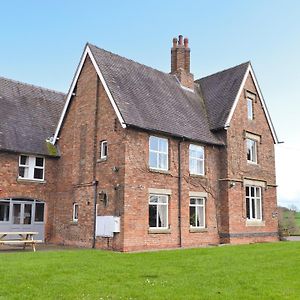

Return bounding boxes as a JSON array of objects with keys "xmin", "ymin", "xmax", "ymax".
[
  {"xmin": 149, "ymin": 194, "xmax": 168, "ymax": 228},
  {"xmin": 149, "ymin": 136, "xmax": 168, "ymax": 171},
  {"xmin": 0, "ymin": 201, "xmax": 10, "ymax": 222},
  {"xmin": 100, "ymin": 140, "xmax": 108, "ymax": 159},
  {"xmin": 73, "ymin": 203, "xmax": 79, "ymax": 222},
  {"xmin": 18, "ymin": 155, "xmax": 45, "ymax": 180},
  {"xmin": 189, "ymin": 197, "xmax": 205, "ymax": 228},
  {"xmin": 189, "ymin": 144, "xmax": 204, "ymax": 175},
  {"xmin": 246, "ymin": 139, "xmax": 257, "ymax": 164},
  {"xmin": 247, "ymin": 97, "xmax": 253, "ymax": 120},
  {"xmin": 246, "ymin": 186, "xmax": 262, "ymax": 220}
]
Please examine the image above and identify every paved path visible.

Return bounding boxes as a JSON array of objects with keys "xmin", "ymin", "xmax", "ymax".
[{"xmin": 285, "ymin": 236, "xmax": 300, "ymax": 241}]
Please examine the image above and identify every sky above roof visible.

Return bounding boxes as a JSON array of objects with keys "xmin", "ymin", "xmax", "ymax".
[{"xmin": 1, "ymin": 0, "xmax": 299, "ymax": 208}]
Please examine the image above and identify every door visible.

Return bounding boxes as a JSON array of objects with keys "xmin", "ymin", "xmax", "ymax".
[{"xmin": 11, "ymin": 202, "xmax": 33, "ymax": 230}]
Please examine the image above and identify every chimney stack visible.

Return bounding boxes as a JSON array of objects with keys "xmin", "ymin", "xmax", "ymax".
[{"xmin": 170, "ymin": 35, "xmax": 194, "ymax": 90}]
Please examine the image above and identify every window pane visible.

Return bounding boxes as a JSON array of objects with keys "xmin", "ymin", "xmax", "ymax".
[
  {"xmin": 19, "ymin": 166, "xmax": 29, "ymax": 178},
  {"xmin": 0, "ymin": 202, "xmax": 10, "ymax": 222},
  {"xmin": 158, "ymin": 153, "xmax": 167, "ymax": 170},
  {"xmin": 246, "ymin": 187, "xmax": 249, "ymax": 196},
  {"xmin": 149, "ymin": 195, "xmax": 158, "ymax": 203},
  {"xmin": 190, "ymin": 206, "xmax": 196, "ymax": 226},
  {"xmin": 251, "ymin": 187, "xmax": 255, "ymax": 197},
  {"xmin": 13, "ymin": 204, "xmax": 21, "ymax": 224},
  {"xmin": 197, "ymin": 206, "xmax": 204, "ymax": 227},
  {"xmin": 157, "ymin": 204, "xmax": 167, "ymax": 227},
  {"xmin": 247, "ymin": 98, "xmax": 253, "ymax": 120},
  {"xmin": 159, "ymin": 139, "xmax": 168, "ymax": 153},
  {"xmin": 246, "ymin": 198, "xmax": 250, "ymax": 219},
  {"xmin": 149, "ymin": 136, "xmax": 159, "ymax": 151},
  {"xmin": 149, "ymin": 152, "xmax": 157, "ymax": 168},
  {"xmin": 20, "ymin": 155, "xmax": 29, "ymax": 165},
  {"xmin": 34, "ymin": 168, "xmax": 44, "ymax": 179},
  {"xmin": 251, "ymin": 141, "xmax": 257, "ymax": 162},
  {"xmin": 256, "ymin": 187, "xmax": 261, "ymax": 197},
  {"xmin": 24, "ymin": 204, "xmax": 32, "ymax": 224},
  {"xmin": 256, "ymin": 198, "xmax": 261, "ymax": 219},
  {"xmin": 35, "ymin": 203, "xmax": 44, "ymax": 222},
  {"xmin": 149, "ymin": 205, "xmax": 157, "ymax": 227},
  {"xmin": 195, "ymin": 198, "xmax": 204, "ymax": 205},
  {"xmin": 196, "ymin": 160, "xmax": 204, "ymax": 175},
  {"xmin": 251, "ymin": 198, "xmax": 256, "ymax": 219},
  {"xmin": 190, "ymin": 198, "xmax": 196, "ymax": 205},
  {"xmin": 35, "ymin": 157, "xmax": 44, "ymax": 167}
]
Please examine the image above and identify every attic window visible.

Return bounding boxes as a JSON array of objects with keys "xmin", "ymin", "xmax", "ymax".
[
  {"xmin": 100, "ymin": 141, "xmax": 108, "ymax": 160},
  {"xmin": 247, "ymin": 98, "xmax": 253, "ymax": 120},
  {"xmin": 18, "ymin": 155, "xmax": 45, "ymax": 181}
]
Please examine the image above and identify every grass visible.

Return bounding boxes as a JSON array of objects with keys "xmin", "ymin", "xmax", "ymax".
[{"xmin": 1, "ymin": 242, "xmax": 300, "ymax": 299}]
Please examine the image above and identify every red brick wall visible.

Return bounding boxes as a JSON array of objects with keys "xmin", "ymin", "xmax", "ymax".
[
  {"xmin": 220, "ymin": 72, "xmax": 278, "ymax": 243},
  {"xmin": 0, "ymin": 152, "xmax": 58, "ymax": 240}
]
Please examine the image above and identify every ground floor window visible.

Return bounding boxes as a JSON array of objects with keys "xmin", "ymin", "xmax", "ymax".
[
  {"xmin": 0, "ymin": 201, "xmax": 10, "ymax": 222},
  {"xmin": 149, "ymin": 194, "xmax": 168, "ymax": 228},
  {"xmin": 246, "ymin": 186, "xmax": 262, "ymax": 220},
  {"xmin": 190, "ymin": 197, "xmax": 205, "ymax": 228}
]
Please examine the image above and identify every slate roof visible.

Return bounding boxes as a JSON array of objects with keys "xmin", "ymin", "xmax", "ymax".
[
  {"xmin": 0, "ymin": 76, "xmax": 66, "ymax": 156},
  {"xmin": 196, "ymin": 62, "xmax": 250, "ymax": 130},
  {"xmin": 88, "ymin": 43, "xmax": 230, "ymax": 146}
]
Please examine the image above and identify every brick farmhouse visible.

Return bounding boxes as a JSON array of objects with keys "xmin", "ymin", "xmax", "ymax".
[{"xmin": 0, "ymin": 36, "xmax": 279, "ymax": 251}]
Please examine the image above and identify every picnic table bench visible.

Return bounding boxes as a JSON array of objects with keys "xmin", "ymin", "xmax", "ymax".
[{"xmin": 0, "ymin": 232, "xmax": 42, "ymax": 252}]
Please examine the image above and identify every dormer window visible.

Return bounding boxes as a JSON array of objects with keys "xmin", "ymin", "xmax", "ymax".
[
  {"xmin": 18, "ymin": 155, "xmax": 45, "ymax": 181},
  {"xmin": 247, "ymin": 97, "xmax": 253, "ymax": 120}
]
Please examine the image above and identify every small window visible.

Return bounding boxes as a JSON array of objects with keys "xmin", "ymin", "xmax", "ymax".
[
  {"xmin": 0, "ymin": 201, "xmax": 10, "ymax": 222},
  {"xmin": 189, "ymin": 144, "xmax": 204, "ymax": 175},
  {"xmin": 190, "ymin": 197, "xmax": 205, "ymax": 228},
  {"xmin": 73, "ymin": 203, "xmax": 79, "ymax": 222},
  {"xmin": 246, "ymin": 139, "xmax": 257, "ymax": 164},
  {"xmin": 149, "ymin": 136, "xmax": 168, "ymax": 171},
  {"xmin": 246, "ymin": 186, "xmax": 262, "ymax": 220},
  {"xmin": 19, "ymin": 155, "xmax": 45, "ymax": 180},
  {"xmin": 35, "ymin": 203, "xmax": 45, "ymax": 222},
  {"xmin": 149, "ymin": 194, "xmax": 168, "ymax": 228},
  {"xmin": 100, "ymin": 141, "xmax": 108, "ymax": 159},
  {"xmin": 247, "ymin": 98, "xmax": 253, "ymax": 120}
]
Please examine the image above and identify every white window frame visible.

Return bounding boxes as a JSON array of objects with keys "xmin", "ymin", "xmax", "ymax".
[
  {"xmin": 245, "ymin": 186, "xmax": 262, "ymax": 221},
  {"xmin": 100, "ymin": 140, "xmax": 108, "ymax": 159},
  {"xmin": 246, "ymin": 139, "xmax": 257, "ymax": 164},
  {"xmin": 18, "ymin": 155, "xmax": 45, "ymax": 181},
  {"xmin": 149, "ymin": 136, "xmax": 168, "ymax": 171},
  {"xmin": 149, "ymin": 194, "xmax": 169, "ymax": 229},
  {"xmin": 189, "ymin": 144, "xmax": 205, "ymax": 175},
  {"xmin": 247, "ymin": 97, "xmax": 253, "ymax": 120},
  {"xmin": 189, "ymin": 197, "xmax": 206, "ymax": 228},
  {"xmin": 72, "ymin": 203, "xmax": 79, "ymax": 223}
]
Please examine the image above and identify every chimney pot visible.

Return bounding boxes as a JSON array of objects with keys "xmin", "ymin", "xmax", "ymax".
[
  {"xmin": 178, "ymin": 35, "xmax": 183, "ymax": 45},
  {"xmin": 173, "ymin": 37, "xmax": 178, "ymax": 48},
  {"xmin": 184, "ymin": 38, "xmax": 189, "ymax": 48}
]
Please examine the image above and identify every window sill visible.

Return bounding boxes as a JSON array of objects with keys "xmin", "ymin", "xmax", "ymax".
[
  {"xmin": 189, "ymin": 173, "xmax": 206, "ymax": 179},
  {"xmin": 17, "ymin": 178, "xmax": 46, "ymax": 184},
  {"xmin": 148, "ymin": 228, "xmax": 171, "ymax": 234},
  {"xmin": 246, "ymin": 220, "xmax": 265, "ymax": 227},
  {"xmin": 70, "ymin": 221, "xmax": 78, "ymax": 225},
  {"xmin": 97, "ymin": 158, "xmax": 107, "ymax": 163},
  {"xmin": 149, "ymin": 168, "xmax": 170, "ymax": 175},
  {"xmin": 247, "ymin": 161, "xmax": 259, "ymax": 166},
  {"xmin": 189, "ymin": 227, "xmax": 208, "ymax": 233}
]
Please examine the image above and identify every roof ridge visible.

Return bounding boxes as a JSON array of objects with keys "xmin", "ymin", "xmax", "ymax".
[
  {"xmin": 196, "ymin": 61, "xmax": 250, "ymax": 81},
  {"xmin": 87, "ymin": 42, "xmax": 175, "ymax": 79},
  {"xmin": 0, "ymin": 75, "xmax": 66, "ymax": 96}
]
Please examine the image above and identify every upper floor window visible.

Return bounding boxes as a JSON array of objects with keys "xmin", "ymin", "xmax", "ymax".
[
  {"xmin": 246, "ymin": 186, "xmax": 262, "ymax": 220},
  {"xmin": 149, "ymin": 194, "xmax": 168, "ymax": 228},
  {"xmin": 246, "ymin": 139, "xmax": 257, "ymax": 164},
  {"xmin": 247, "ymin": 97, "xmax": 253, "ymax": 120},
  {"xmin": 189, "ymin": 144, "xmax": 204, "ymax": 175},
  {"xmin": 100, "ymin": 140, "xmax": 108, "ymax": 159},
  {"xmin": 149, "ymin": 136, "xmax": 168, "ymax": 171},
  {"xmin": 190, "ymin": 197, "xmax": 205, "ymax": 228},
  {"xmin": 18, "ymin": 155, "xmax": 45, "ymax": 181}
]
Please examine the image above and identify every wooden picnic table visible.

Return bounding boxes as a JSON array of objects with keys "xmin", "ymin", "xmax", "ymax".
[{"xmin": 0, "ymin": 232, "xmax": 41, "ymax": 252}]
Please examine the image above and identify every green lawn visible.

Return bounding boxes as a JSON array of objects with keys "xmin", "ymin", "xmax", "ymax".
[{"xmin": 1, "ymin": 242, "xmax": 300, "ymax": 300}]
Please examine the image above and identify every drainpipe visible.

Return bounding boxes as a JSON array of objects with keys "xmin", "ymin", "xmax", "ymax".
[
  {"xmin": 92, "ymin": 76, "xmax": 100, "ymax": 248},
  {"xmin": 92, "ymin": 180, "xmax": 99, "ymax": 248},
  {"xmin": 178, "ymin": 138, "xmax": 184, "ymax": 247}
]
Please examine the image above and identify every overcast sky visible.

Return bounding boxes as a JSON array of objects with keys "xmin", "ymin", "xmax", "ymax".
[{"xmin": 1, "ymin": 0, "xmax": 299, "ymax": 208}]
